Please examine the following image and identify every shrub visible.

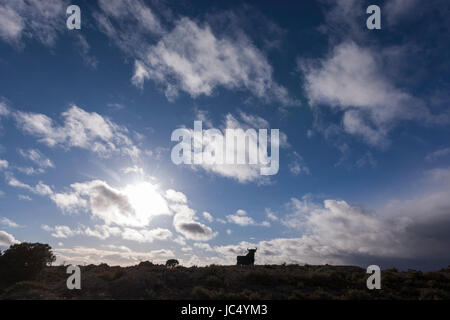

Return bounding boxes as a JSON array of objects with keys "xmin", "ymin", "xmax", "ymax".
[{"xmin": 0, "ymin": 243, "xmax": 55, "ymax": 285}]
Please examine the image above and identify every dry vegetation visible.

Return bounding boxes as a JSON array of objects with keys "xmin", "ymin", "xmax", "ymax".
[{"xmin": 1, "ymin": 262, "xmax": 450, "ymax": 300}]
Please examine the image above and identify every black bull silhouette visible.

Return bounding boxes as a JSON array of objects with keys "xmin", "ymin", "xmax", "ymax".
[{"xmin": 236, "ymin": 248, "xmax": 257, "ymax": 266}]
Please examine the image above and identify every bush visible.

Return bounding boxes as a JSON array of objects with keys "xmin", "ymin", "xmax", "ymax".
[{"xmin": 0, "ymin": 243, "xmax": 56, "ymax": 285}]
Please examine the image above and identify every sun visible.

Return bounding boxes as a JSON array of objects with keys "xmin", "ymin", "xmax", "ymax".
[{"xmin": 121, "ymin": 182, "xmax": 170, "ymax": 227}]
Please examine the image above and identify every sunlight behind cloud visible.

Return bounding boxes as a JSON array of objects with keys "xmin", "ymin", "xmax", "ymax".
[{"xmin": 122, "ymin": 182, "xmax": 170, "ymax": 226}]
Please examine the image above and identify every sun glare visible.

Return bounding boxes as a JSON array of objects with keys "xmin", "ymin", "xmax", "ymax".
[{"xmin": 121, "ymin": 182, "xmax": 170, "ymax": 226}]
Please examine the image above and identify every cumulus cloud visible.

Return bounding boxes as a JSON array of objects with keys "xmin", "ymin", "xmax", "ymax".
[
  {"xmin": 227, "ymin": 210, "xmax": 256, "ymax": 226},
  {"xmin": 137, "ymin": 18, "xmax": 293, "ymax": 104},
  {"xmin": 171, "ymin": 203, "xmax": 217, "ymax": 241},
  {"xmin": 121, "ymin": 227, "xmax": 172, "ymax": 243},
  {"xmin": 300, "ymin": 42, "xmax": 431, "ymax": 147},
  {"xmin": 50, "ymin": 180, "xmax": 171, "ymax": 227},
  {"xmin": 0, "ymin": 230, "xmax": 19, "ymax": 247},
  {"xmin": 194, "ymin": 242, "xmax": 214, "ymax": 251},
  {"xmin": 45, "ymin": 176, "xmax": 216, "ymax": 242},
  {"xmin": 0, "ymin": 217, "xmax": 20, "ymax": 228},
  {"xmin": 95, "ymin": 2, "xmax": 293, "ymax": 104},
  {"xmin": 212, "ymin": 187, "xmax": 450, "ymax": 269},
  {"xmin": 165, "ymin": 189, "xmax": 188, "ymax": 204},
  {"xmin": 176, "ymin": 111, "xmax": 285, "ymax": 184},
  {"xmin": 226, "ymin": 209, "xmax": 270, "ymax": 227},
  {"xmin": 13, "ymin": 105, "xmax": 141, "ymax": 159},
  {"xmin": 307, "ymin": 1, "xmax": 450, "ymax": 150},
  {"xmin": 46, "ymin": 225, "xmax": 80, "ymax": 239},
  {"xmin": 42, "ymin": 223, "xmax": 171, "ymax": 244}
]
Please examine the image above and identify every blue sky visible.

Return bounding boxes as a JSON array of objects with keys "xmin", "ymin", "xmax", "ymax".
[{"xmin": 0, "ymin": 0, "xmax": 449, "ymax": 270}]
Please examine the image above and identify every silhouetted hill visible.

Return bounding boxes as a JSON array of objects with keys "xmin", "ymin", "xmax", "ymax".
[{"xmin": 1, "ymin": 263, "xmax": 449, "ymax": 300}]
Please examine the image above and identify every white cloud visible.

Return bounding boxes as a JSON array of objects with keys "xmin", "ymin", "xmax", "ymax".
[
  {"xmin": 140, "ymin": 18, "xmax": 292, "ymax": 104},
  {"xmin": 5, "ymin": 174, "xmax": 52, "ymax": 196},
  {"xmin": 16, "ymin": 167, "xmax": 45, "ymax": 175},
  {"xmin": 18, "ymin": 148, "xmax": 54, "ymax": 169},
  {"xmin": 300, "ymin": 41, "xmax": 431, "ymax": 147},
  {"xmin": 226, "ymin": 209, "xmax": 269, "ymax": 227},
  {"xmin": 202, "ymin": 211, "xmax": 214, "ymax": 222},
  {"xmin": 42, "ymin": 223, "xmax": 171, "ymax": 244},
  {"xmin": 171, "ymin": 203, "xmax": 217, "ymax": 241},
  {"xmin": 0, "ymin": 230, "xmax": 19, "ymax": 247},
  {"xmin": 103, "ymin": 244, "xmax": 132, "ymax": 252},
  {"xmin": 0, "ymin": 217, "xmax": 20, "ymax": 228},
  {"xmin": 121, "ymin": 165, "xmax": 144, "ymax": 175},
  {"xmin": 243, "ymin": 187, "xmax": 450, "ymax": 267},
  {"xmin": 41, "ymin": 224, "xmax": 120, "ymax": 241},
  {"xmin": 95, "ymin": 2, "xmax": 293, "ymax": 105},
  {"xmin": 50, "ymin": 225, "xmax": 80, "ymax": 239},
  {"xmin": 288, "ymin": 151, "xmax": 310, "ymax": 176},
  {"xmin": 54, "ymin": 246, "xmax": 174, "ymax": 266},
  {"xmin": 0, "ymin": 159, "xmax": 8, "ymax": 170},
  {"xmin": 82, "ymin": 225, "xmax": 121, "ymax": 240},
  {"xmin": 121, "ymin": 227, "xmax": 172, "ymax": 243},
  {"xmin": 51, "ymin": 180, "xmax": 171, "ymax": 227},
  {"xmin": 131, "ymin": 60, "xmax": 150, "ymax": 89},
  {"xmin": 173, "ymin": 236, "xmax": 186, "ymax": 246},
  {"xmin": 0, "ymin": 0, "xmax": 67, "ymax": 47},
  {"xmin": 50, "ymin": 192, "xmax": 87, "ymax": 213},
  {"xmin": 165, "ymin": 189, "xmax": 188, "ymax": 204},
  {"xmin": 265, "ymin": 208, "xmax": 278, "ymax": 221},
  {"xmin": 0, "ymin": 5, "xmax": 24, "ymax": 44},
  {"xmin": 18, "ymin": 194, "xmax": 32, "ymax": 201},
  {"xmin": 194, "ymin": 242, "xmax": 213, "ymax": 251},
  {"xmin": 75, "ymin": 34, "xmax": 98, "ymax": 68},
  {"xmin": 178, "ymin": 111, "xmax": 284, "ymax": 184},
  {"xmin": 34, "ymin": 181, "xmax": 53, "ymax": 196},
  {"xmin": 7, "ymin": 175, "xmax": 33, "ymax": 190},
  {"xmin": 0, "ymin": 102, "xmax": 9, "ymax": 116},
  {"xmin": 227, "ymin": 214, "xmax": 255, "ymax": 226},
  {"xmin": 14, "ymin": 105, "xmax": 141, "ymax": 159},
  {"xmin": 45, "ymin": 177, "xmax": 217, "ymax": 242}
]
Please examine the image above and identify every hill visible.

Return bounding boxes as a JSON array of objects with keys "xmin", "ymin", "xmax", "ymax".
[{"xmin": 1, "ymin": 263, "xmax": 450, "ymax": 300}]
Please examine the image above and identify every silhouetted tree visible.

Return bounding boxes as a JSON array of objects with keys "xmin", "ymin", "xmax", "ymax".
[
  {"xmin": 166, "ymin": 259, "xmax": 179, "ymax": 268},
  {"xmin": 0, "ymin": 242, "xmax": 56, "ymax": 284}
]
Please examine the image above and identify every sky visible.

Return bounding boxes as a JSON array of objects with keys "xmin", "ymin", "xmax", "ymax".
[{"xmin": 0, "ymin": 0, "xmax": 449, "ymax": 270}]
